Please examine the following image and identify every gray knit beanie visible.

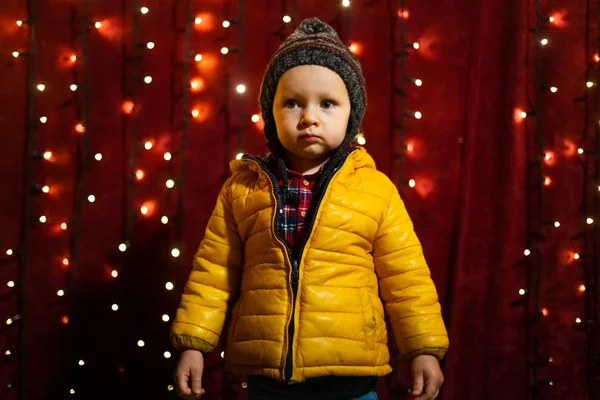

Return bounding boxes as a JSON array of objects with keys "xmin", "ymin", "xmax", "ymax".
[{"xmin": 259, "ymin": 17, "xmax": 367, "ymax": 151}]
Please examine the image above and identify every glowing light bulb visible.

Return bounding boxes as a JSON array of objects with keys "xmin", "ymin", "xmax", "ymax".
[
  {"xmin": 349, "ymin": 43, "xmax": 359, "ymax": 54},
  {"xmin": 161, "ymin": 216, "xmax": 169, "ymax": 224},
  {"xmin": 5, "ymin": 350, "xmax": 11, "ymax": 355},
  {"xmin": 41, "ymin": 185, "xmax": 50, "ymax": 193},
  {"xmin": 43, "ymin": 151, "xmax": 52, "ymax": 160},
  {"xmin": 251, "ymin": 114, "xmax": 260, "ymax": 123},
  {"xmin": 7, "ymin": 281, "xmax": 15, "ymax": 288},
  {"xmin": 12, "ymin": 51, "xmax": 19, "ymax": 58},
  {"xmin": 519, "ymin": 111, "xmax": 528, "ymax": 119},
  {"xmin": 587, "ymin": 81, "xmax": 594, "ymax": 88},
  {"xmin": 137, "ymin": 340, "xmax": 145, "ymax": 347},
  {"xmin": 135, "ymin": 169, "xmax": 145, "ymax": 180},
  {"xmin": 221, "ymin": 47, "xmax": 229, "ymax": 55},
  {"xmin": 16, "ymin": 20, "xmax": 23, "ymax": 27},
  {"xmin": 39, "ymin": 215, "xmax": 47, "ymax": 223},
  {"xmin": 550, "ymin": 86, "xmax": 557, "ymax": 93},
  {"xmin": 40, "ymin": 116, "xmax": 47, "ymax": 124},
  {"xmin": 541, "ymin": 308, "xmax": 549, "ymax": 317},
  {"xmin": 578, "ymin": 148, "xmax": 584, "ymax": 155},
  {"xmin": 164, "ymin": 152, "xmax": 172, "ymax": 161},
  {"xmin": 75, "ymin": 123, "xmax": 85, "ymax": 134},
  {"xmin": 94, "ymin": 21, "xmax": 102, "ymax": 29},
  {"xmin": 63, "ymin": 258, "xmax": 69, "ymax": 266},
  {"xmin": 573, "ymin": 253, "xmax": 580, "ymax": 260},
  {"xmin": 144, "ymin": 141, "xmax": 153, "ymax": 150},
  {"xmin": 414, "ymin": 111, "xmax": 422, "ymax": 119},
  {"xmin": 342, "ymin": 0, "xmax": 350, "ymax": 6},
  {"xmin": 221, "ymin": 351, "xmax": 225, "ymax": 358},
  {"xmin": 587, "ymin": 218, "xmax": 594, "ymax": 224},
  {"xmin": 61, "ymin": 223, "xmax": 67, "ymax": 230},
  {"xmin": 70, "ymin": 389, "xmax": 75, "ymax": 394},
  {"xmin": 37, "ymin": 84, "xmax": 45, "ymax": 92},
  {"xmin": 548, "ymin": 16, "xmax": 555, "ymax": 23},
  {"xmin": 412, "ymin": 42, "xmax": 420, "ymax": 50},
  {"xmin": 112, "ymin": 304, "xmax": 119, "ymax": 311},
  {"xmin": 70, "ymin": 84, "xmax": 77, "ymax": 91},
  {"xmin": 236, "ymin": 84, "xmax": 246, "ymax": 94},
  {"xmin": 162, "ymin": 314, "xmax": 170, "ymax": 322},
  {"xmin": 194, "ymin": 54, "xmax": 203, "ymax": 62},
  {"xmin": 356, "ymin": 135, "xmax": 366, "ymax": 145},
  {"xmin": 554, "ymin": 221, "xmax": 560, "ymax": 228},
  {"xmin": 79, "ymin": 360, "xmax": 85, "ymax": 366},
  {"xmin": 118, "ymin": 243, "xmax": 128, "ymax": 252},
  {"xmin": 165, "ymin": 282, "xmax": 174, "ymax": 290},
  {"xmin": 524, "ymin": 249, "xmax": 531, "ymax": 256},
  {"xmin": 70, "ymin": 55, "xmax": 77, "ymax": 62},
  {"xmin": 543, "ymin": 177, "xmax": 551, "ymax": 186},
  {"xmin": 191, "ymin": 109, "xmax": 200, "ymax": 118},
  {"xmin": 146, "ymin": 42, "xmax": 155, "ymax": 50},
  {"xmin": 283, "ymin": 15, "xmax": 292, "ymax": 23},
  {"xmin": 164, "ymin": 351, "xmax": 172, "ymax": 359},
  {"xmin": 6, "ymin": 249, "xmax": 13, "ymax": 256},
  {"xmin": 171, "ymin": 248, "xmax": 180, "ymax": 258},
  {"xmin": 236, "ymin": 153, "xmax": 244, "ymax": 160},
  {"xmin": 406, "ymin": 144, "xmax": 414, "ymax": 152},
  {"xmin": 87, "ymin": 194, "xmax": 96, "ymax": 203},
  {"xmin": 194, "ymin": 17, "xmax": 202, "ymax": 25},
  {"xmin": 6, "ymin": 318, "xmax": 13, "ymax": 325},
  {"xmin": 94, "ymin": 153, "xmax": 102, "ymax": 161},
  {"xmin": 408, "ymin": 179, "xmax": 416, "ymax": 188},
  {"xmin": 166, "ymin": 179, "xmax": 175, "ymax": 188},
  {"xmin": 540, "ymin": 38, "xmax": 548, "ymax": 46},
  {"xmin": 144, "ymin": 76, "xmax": 152, "ymax": 84},
  {"xmin": 140, "ymin": 6, "xmax": 149, "ymax": 14},
  {"xmin": 576, "ymin": 317, "xmax": 582, "ymax": 323},
  {"xmin": 222, "ymin": 20, "xmax": 231, "ymax": 28},
  {"xmin": 415, "ymin": 79, "xmax": 423, "ymax": 87},
  {"xmin": 518, "ymin": 289, "xmax": 526, "ymax": 295},
  {"xmin": 168, "ymin": 385, "xmax": 174, "ymax": 391},
  {"xmin": 579, "ymin": 284, "xmax": 586, "ymax": 292},
  {"xmin": 111, "ymin": 270, "xmax": 118, "ymax": 278}
]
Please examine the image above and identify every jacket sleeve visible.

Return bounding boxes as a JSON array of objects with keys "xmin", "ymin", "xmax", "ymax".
[
  {"xmin": 373, "ymin": 186, "xmax": 449, "ymax": 361},
  {"xmin": 170, "ymin": 178, "xmax": 243, "ymax": 353}
]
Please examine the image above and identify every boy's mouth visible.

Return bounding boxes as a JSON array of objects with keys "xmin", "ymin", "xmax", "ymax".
[{"xmin": 299, "ymin": 133, "xmax": 320, "ymax": 139}]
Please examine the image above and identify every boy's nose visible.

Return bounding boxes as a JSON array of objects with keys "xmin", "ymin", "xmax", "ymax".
[{"xmin": 299, "ymin": 108, "xmax": 320, "ymax": 128}]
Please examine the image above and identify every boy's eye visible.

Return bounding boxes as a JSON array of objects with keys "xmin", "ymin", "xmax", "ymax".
[
  {"xmin": 285, "ymin": 100, "xmax": 298, "ymax": 108},
  {"xmin": 321, "ymin": 100, "xmax": 334, "ymax": 109}
]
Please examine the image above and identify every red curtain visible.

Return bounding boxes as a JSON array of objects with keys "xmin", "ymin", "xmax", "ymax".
[{"xmin": 0, "ymin": 0, "xmax": 594, "ymax": 399}]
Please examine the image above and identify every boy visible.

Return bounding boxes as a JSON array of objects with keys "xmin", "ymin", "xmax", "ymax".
[{"xmin": 171, "ymin": 18, "xmax": 448, "ymax": 400}]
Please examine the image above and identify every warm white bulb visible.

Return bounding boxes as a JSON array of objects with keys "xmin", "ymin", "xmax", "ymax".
[
  {"xmin": 146, "ymin": 42, "xmax": 155, "ymax": 49},
  {"xmin": 40, "ymin": 116, "xmax": 47, "ymax": 124},
  {"xmin": 70, "ymin": 389, "xmax": 75, "ymax": 394},
  {"xmin": 356, "ymin": 136, "xmax": 366, "ymax": 145},
  {"xmin": 414, "ymin": 111, "xmax": 422, "ymax": 119},
  {"xmin": 87, "ymin": 194, "xmax": 96, "ymax": 203},
  {"xmin": 5, "ymin": 350, "xmax": 11, "ymax": 355},
  {"xmin": 95, "ymin": 153, "xmax": 102, "ymax": 161},
  {"xmin": 342, "ymin": 0, "xmax": 351, "ymax": 7},
  {"xmin": 111, "ymin": 270, "xmax": 118, "ymax": 278},
  {"xmin": 541, "ymin": 38, "xmax": 549, "ymax": 46},
  {"xmin": 70, "ymin": 84, "xmax": 77, "ymax": 91},
  {"xmin": 162, "ymin": 314, "xmax": 170, "ymax": 322},
  {"xmin": 194, "ymin": 17, "xmax": 202, "ymax": 25},
  {"xmin": 37, "ymin": 84, "xmax": 45, "ymax": 92},
  {"xmin": 39, "ymin": 215, "xmax": 47, "ymax": 223},
  {"xmin": 408, "ymin": 179, "xmax": 416, "ymax": 188},
  {"xmin": 78, "ymin": 360, "xmax": 85, "ymax": 366},
  {"xmin": 554, "ymin": 221, "xmax": 560, "ymax": 228},
  {"xmin": 166, "ymin": 179, "xmax": 175, "ymax": 188},
  {"xmin": 222, "ymin": 20, "xmax": 231, "ymax": 28},
  {"xmin": 283, "ymin": 15, "xmax": 292, "ymax": 23},
  {"xmin": 6, "ymin": 249, "xmax": 13, "ymax": 256},
  {"xmin": 94, "ymin": 21, "xmax": 102, "ymax": 29},
  {"xmin": 574, "ymin": 253, "xmax": 580, "ymax": 260},
  {"xmin": 413, "ymin": 42, "xmax": 420, "ymax": 50},
  {"xmin": 7, "ymin": 281, "xmax": 15, "ymax": 288},
  {"xmin": 6, "ymin": 318, "xmax": 13, "ymax": 325},
  {"xmin": 161, "ymin": 216, "xmax": 169, "ymax": 224},
  {"xmin": 140, "ymin": 7, "xmax": 149, "ymax": 14},
  {"xmin": 168, "ymin": 385, "xmax": 174, "ymax": 391},
  {"xmin": 236, "ymin": 84, "xmax": 246, "ymax": 94},
  {"xmin": 576, "ymin": 317, "xmax": 582, "ymax": 323},
  {"xmin": 144, "ymin": 76, "xmax": 152, "ymax": 84},
  {"xmin": 12, "ymin": 51, "xmax": 19, "ymax": 58},
  {"xmin": 518, "ymin": 289, "xmax": 526, "ymax": 295},
  {"xmin": 550, "ymin": 86, "xmax": 557, "ymax": 93},
  {"xmin": 42, "ymin": 185, "xmax": 49, "ymax": 193},
  {"xmin": 119, "ymin": 243, "xmax": 127, "ymax": 252},
  {"xmin": 524, "ymin": 249, "xmax": 531, "ymax": 256},
  {"xmin": 166, "ymin": 281, "xmax": 174, "ymax": 290},
  {"xmin": 140, "ymin": 206, "xmax": 148, "ymax": 215},
  {"xmin": 587, "ymin": 81, "xmax": 594, "ymax": 88},
  {"xmin": 164, "ymin": 152, "xmax": 172, "ymax": 161},
  {"xmin": 57, "ymin": 289, "xmax": 65, "ymax": 297},
  {"xmin": 236, "ymin": 153, "xmax": 244, "ymax": 160},
  {"xmin": 194, "ymin": 54, "xmax": 203, "ymax": 62},
  {"xmin": 587, "ymin": 218, "xmax": 594, "ymax": 225},
  {"xmin": 578, "ymin": 148, "xmax": 584, "ymax": 155},
  {"xmin": 171, "ymin": 248, "xmax": 180, "ymax": 258},
  {"xmin": 112, "ymin": 304, "xmax": 119, "ymax": 311},
  {"xmin": 251, "ymin": 114, "xmax": 260, "ymax": 123},
  {"xmin": 164, "ymin": 351, "xmax": 172, "ymax": 359},
  {"xmin": 221, "ymin": 47, "xmax": 229, "ymax": 55},
  {"xmin": 221, "ymin": 351, "xmax": 225, "ymax": 358},
  {"xmin": 144, "ymin": 141, "xmax": 153, "ymax": 150},
  {"xmin": 415, "ymin": 79, "xmax": 423, "ymax": 87},
  {"xmin": 137, "ymin": 340, "xmax": 145, "ymax": 347}
]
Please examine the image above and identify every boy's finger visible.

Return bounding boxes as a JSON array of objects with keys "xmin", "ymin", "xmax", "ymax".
[
  {"xmin": 191, "ymin": 369, "xmax": 203, "ymax": 396},
  {"xmin": 175, "ymin": 372, "xmax": 192, "ymax": 397},
  {"xmin": 412, "ymin": 371, "xmax": 424, "ymax": 396},
  {"xmin": 415, "ymin": 379, "xmax": 437, "ymax": 400}
]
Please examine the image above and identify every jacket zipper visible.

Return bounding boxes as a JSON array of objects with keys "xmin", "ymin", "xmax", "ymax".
[{"xmin": 242, "ymin": 148, "xmax": 357, "ymax": 382}]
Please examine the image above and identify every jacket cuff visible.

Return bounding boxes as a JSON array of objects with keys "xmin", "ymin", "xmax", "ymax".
[
  {"xmin": 170, "ymin": 334, "xmax": 215, "ymax": 353},
  {"xmin": 405, "ymin": 347, "xmax": 447, "ymax": 361}
]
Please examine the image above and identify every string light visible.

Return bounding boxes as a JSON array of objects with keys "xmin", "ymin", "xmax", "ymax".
[
  {"xmin": 94, "ymin": 153, "xmax": 102, "ymax": 161},
  {"xmin": 36, "ymin": 84, "xmax": 45, "ymax": 92},
  {"xmin": 16, "ymin": 20, "xmax": 23, "ymax": 27},
  {"xmin": 408, "ymin": 179, "xmax": 416, "ymax": 188},
  {"xmin": 164, "ymin": 152, "xmax": 172, "ymax": 161},
  {"xmin": 236, "ymin": 84, "xmax": 246, "ymax": 94},
  {"xmin": 144, "ymin": 76, "xmax": 152, "ymax": 84},
  {"xmin": 12, "ymin": 51, "xmax": 19, "ymax": 58},
  {"xmin": 39, "ymin": 215, "xmax": 47, "ymax": 223},
  {"xmin": 162, "ymin": 314, "xmax": 170, "ymax": 322},
  {"xmin": 170, "ymin": 248, "xmax": 180, "ymax": 258},
  {"xmin": 524, "ymin": 249, "xmax": 531, "ymax": 256},
  {"xmin": 550, "ymin": 86, "xmax": 558, "ymax": 93},
  {"xmin": 573, "ymin": 253, "xmax": 580, "ymax": 260},
  {"xmin": 412, "ymin": 42, "xmax": 420, "ymax": 50},
  {"xmin": 62, "ymin": 258, "xmax": 69, "ymax": 266},
  {"xmin": 519, "ymin": 289, "xmax": 527, "ymax": 295},
  {"xmin": 118, "ymin": 242, "xmax": 129, "ymax": 252},
  {"xmin": 251, "ymin": 114, "xmax": 260, "ymax": 123},
  {"xmin": 146, "ymin": 42, "xmax": 155, "ymax": 50},
  {"xmin": 283, "ymin": 15, "xmax": 292, "ymax": 23},
  {"xmin": 541, "ymin": 308, "xmax": 549, "ymax": 317},
  {"xmin": 78, "ymin": 360, "xmax": 85, "ymax": 366},
  {"xmin": 57, "ymin": 290, "xmax": 65, "ymax": 297},
  {"xmin": 111, "ymin": 304, "xmax": 119, "ymax": 311},
  {"xmin": 137, "ymin": 340, "xmax": 145, "ymax": 347},
  {"xmin": 111, "ymin": 270, "xmax": 118, "ymax": 278},
  {"xmin": 75, "ymin": 123, "xmax": 85, "ymax": 134},
  {"xmin": 40, "ymin": 116, "xmax": 47, "ymax": 124},
  {"xmin": 161, "ymin": 216, "xmax": 169, "ymax": 224},
  {"xmin": 70, "ymin": 84, "xmax": 77, "ymax": 91},
  {"xmin": 554, "ymin": 221, "xmax": 560, "ymax": 228},
  {"xmin": 222, "ymin": 20, "xmax": 231, "ymax": 28},
  {"xmin": 543, "ymin": 176, "xmax": 552, "ymax": 186},
  {"xmin": 164, "ymin": 351, "xmax": 171, "ymax": 359},
  {"xmin": 587, "ymin": 218, "xmax": 594, "ymax": 224},
  {"xmin": 165, "ymin": 179, "xmax": 175, "ymax": 188},
  {"xmin": 221, "ymin": 47, "xmax": 230, "ymax": 55},
  {"xmin": 7, "ymin": 281, "xmax": 15, "ymax": 288},
  {"xmin": 194, "ymin": 17, "xmax": 202, "ymax": 25},
  {"xmin": 60, "ymin": 223, "xmax": 67, "ymax": 230},
  {"xmin": 165, "ymin": 282, "xmax": 174, "ymax": 290},
  {"xmin": 194, "ymin": 54, "xmax": 203, "ymax": 62},
  {"xmin": 540, "ymin": 38, "xmax": 549, "ymax": 46},
  {"xmin": 144, "ymin": 141, "xmax": 153, "ymax": 150},
  {"xmin": 94, "ymin": 21, "xmax": 102, "ymax": 29},
  {"xmin": 135, "ymin": 169, "xmax": 145, "ymax": 180},
  {"xmin": 43, "ymin": 151, "xmax": 53, "ymax": 160},
  {"xmin": 579, "ymin": 284, "xmax": 586, "ymax": 293},
  {"xmin": 356, "ymin": 134, "xmax": 366, "ymax": 145},
  {"xmin": 236, "ymin": 153, "xmax": 244, "ymax": 160},
  {"xmin": 587, "ymin": 81, "xmax": 594, "ymax": 88},
  {"xmin": 87, "ymin": 194, "xmax": 96, "ymax": 203},
  {"xmin": 140, "ymin": 6, "xmax": 149, "ymax": 14},
  {"xmin": 578, "ymin": 148, "xmax": 584, "ymax": 155},
  {"xmin": 342, "ymin": 0, "xmax": 351, "ymax": 7}
]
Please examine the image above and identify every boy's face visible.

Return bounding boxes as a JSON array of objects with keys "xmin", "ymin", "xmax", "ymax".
[{"xmin": 272, "ymin": 65, "xmax": 351, "ymax": 163}]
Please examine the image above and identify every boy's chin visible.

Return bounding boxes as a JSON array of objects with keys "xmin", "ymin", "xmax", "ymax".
[{"xmin": 287, "ymin": 148, "xmax": 333, "ymax": 161}]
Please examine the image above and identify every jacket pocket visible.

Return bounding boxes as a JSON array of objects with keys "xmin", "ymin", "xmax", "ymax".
[{"xmin": 360, "ymin": 288, "xmax": 376, "ymax": 350}]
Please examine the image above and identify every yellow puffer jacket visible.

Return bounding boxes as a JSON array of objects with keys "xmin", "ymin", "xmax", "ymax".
[{"xmin": 170, "ymin": 146, "xmax": 448, "ymax": 383}]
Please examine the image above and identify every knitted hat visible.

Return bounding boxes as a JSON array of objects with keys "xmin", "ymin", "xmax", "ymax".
[{"xmin": 259, "ymin": 17, "xmax": 367, "ymax": 152}]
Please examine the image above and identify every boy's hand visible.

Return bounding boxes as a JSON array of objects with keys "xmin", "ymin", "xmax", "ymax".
[
  {"xmin": 410, "ymin": 354, "xmax": 444, "ymax": 400},
  {"xmin": 174, "ymin": 349, "xmax": 206, "ymax": 399}
]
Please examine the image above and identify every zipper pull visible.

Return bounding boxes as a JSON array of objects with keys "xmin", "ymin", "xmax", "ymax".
[{"xmin": 291, "ymin": 260, "xmax": 299, "ymax": 284}]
